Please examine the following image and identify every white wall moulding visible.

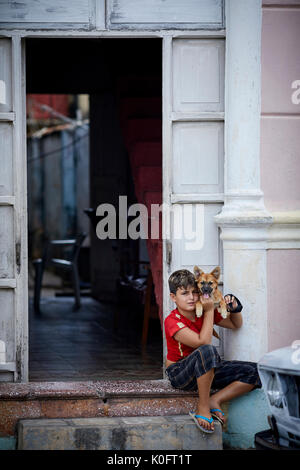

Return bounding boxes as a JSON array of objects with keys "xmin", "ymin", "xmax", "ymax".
[
  {"xmin": 0, "ymin": 112, "xmax": 15, "ymax": 121},
  {"xmin": 171, "ymin": 112, "xmax": 225, "ymax": 122},
  {"xmin": 107, "ymin": 0, "xmax": 224, "ymax": 30},
  {"xmin": 267, "ymin": 211, "xmax": 300, "ymax": 249},
  {"xmin": 217, "ymin": 225, "xmax": 272, "ymax": 250},
  {"xmin": 171, "ymin": 194, "xmax": 224, "ymax": 204},
  {"xmin": 0, "ymin": 363, "xmax": 16, "ymax": 371},
  {"xmin": 0, "ymin": 196, "xmax": 18, "ymax": 205},
  {"xmin": 0, "ymin": 279, "xmax": 16, "ymax": 288}
]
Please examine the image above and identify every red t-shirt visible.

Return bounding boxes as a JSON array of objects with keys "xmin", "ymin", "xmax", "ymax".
[{"xmin": 164, "ymin": 307, "xmax": 223, "ymax": 362}]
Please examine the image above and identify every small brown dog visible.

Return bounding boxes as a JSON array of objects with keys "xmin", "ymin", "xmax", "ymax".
[{"xmin": 193, "ymin": 266, "xmax": 228, "ymax": 339}]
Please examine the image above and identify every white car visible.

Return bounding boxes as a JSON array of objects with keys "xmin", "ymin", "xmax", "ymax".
[{"xmin": 257, "ymin": 344, "xmax": 300, "ymax": 449}]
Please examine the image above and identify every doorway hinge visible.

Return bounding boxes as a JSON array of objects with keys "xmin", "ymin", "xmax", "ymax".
[
  {"xmin": 16, "ymin": 242, "xmax": 21, "ymax": 274},
  {"xmin": 166, "ymin": 240, "xmax": 172, "ymax": 267}
]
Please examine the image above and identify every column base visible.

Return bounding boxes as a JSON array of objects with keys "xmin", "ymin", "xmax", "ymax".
[{"xmin": 222, "ymin": 389, "xmax": 269, "ymax": 449}]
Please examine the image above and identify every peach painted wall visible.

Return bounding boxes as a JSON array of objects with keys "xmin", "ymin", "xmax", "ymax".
[
  {"xmin": 261, "ymin": 1, "xmax": 300, "ymax": 350},
  {"xmin": 267, "ymin": 250, "xmax": 300, "ymax": 350},
  {"xmin": 261, "ymin": 0, "xmax": 300, "ymax": 211}
]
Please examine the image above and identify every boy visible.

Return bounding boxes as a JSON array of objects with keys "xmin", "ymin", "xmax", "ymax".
[{"xmin": 164, "ymin": 269, "xmax": 261, "ymax": 433}]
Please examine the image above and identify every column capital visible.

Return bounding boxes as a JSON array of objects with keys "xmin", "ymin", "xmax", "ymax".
[
  {"xmin": 214, "ymin": 191, "xmax": 273, "ymax": 249},
  {"xmin": 215, "ymin": 190, "xmax": 273, "ymax": 226}
]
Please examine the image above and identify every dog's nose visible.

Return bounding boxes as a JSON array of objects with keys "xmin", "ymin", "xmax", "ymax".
[{"xmin": 202, "ymin": 285, "xmax": 213, "ymax": 294}]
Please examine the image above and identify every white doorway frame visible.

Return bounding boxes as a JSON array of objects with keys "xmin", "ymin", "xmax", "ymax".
[
  {"xmin": 2, "ymin": 28, "xmax": 225, "ymax": 382},
  {"xmin": 3, "ymin": 0, "xmax": 267, "ymax": 378}
]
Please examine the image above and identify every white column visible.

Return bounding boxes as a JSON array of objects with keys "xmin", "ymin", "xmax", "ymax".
[{"xmin": 215, "ymin": 0, "xmax": 273, "ymax": 362}]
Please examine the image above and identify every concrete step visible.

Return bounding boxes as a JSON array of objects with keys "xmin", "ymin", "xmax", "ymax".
[{"xmin": 18, "ymin": 415, "xmax": 222, "ymax": 450}]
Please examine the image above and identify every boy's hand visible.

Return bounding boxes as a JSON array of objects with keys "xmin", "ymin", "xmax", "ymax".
[
  {"xmin": 224, "ymin": 294, "xmax": 238, "ymax": 312},
  {"xmin": 200, "ymin": 295, "xmax": 214, "ymax": 313}
]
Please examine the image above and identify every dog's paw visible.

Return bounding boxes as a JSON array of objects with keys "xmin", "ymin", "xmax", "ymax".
[
  {"xmin": 218, "ymin": 305, "xmax": 228, "ymax": 319},
  {"xmin": 195, "ymin": 303, "xmax": 203, "ymax": 318},
  {"xmin": 221, "ymin": 309, "xmax": 228, "ymax": 319}
]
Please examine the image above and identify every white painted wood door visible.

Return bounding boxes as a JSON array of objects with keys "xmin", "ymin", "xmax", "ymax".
[
  {"xmin": 162, "ymin": 36, "xmax": 225, "ymax": 358},
  {"xmin": 0, "ymin": 37, "xmax": 28, "ymax": 382}
]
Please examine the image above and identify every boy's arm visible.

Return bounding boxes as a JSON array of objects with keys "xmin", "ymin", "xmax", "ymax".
[
  {"xmin": 217, "ymin": 312, "xmax": 242, "ymax": 330},
  {"xmin": 174, "ymin": 296, "xmax": 215, "ymax": 348}
]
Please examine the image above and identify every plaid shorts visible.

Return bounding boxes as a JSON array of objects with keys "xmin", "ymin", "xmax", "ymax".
[{"xmin": 165, "ymin": 344, "xmax": 262, "ymax": 391}]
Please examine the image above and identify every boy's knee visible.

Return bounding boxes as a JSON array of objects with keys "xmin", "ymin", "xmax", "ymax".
[
  {"xmin": 192, "ymin": 344, "xmax": 220, "ymax": 376},
  {"xmin": 197, "ymin": 344, "xmax": 221, "ymax": 365},
  {"xmin": 197, "ymin": 344, "xmax": 218, "ymax": 355}
]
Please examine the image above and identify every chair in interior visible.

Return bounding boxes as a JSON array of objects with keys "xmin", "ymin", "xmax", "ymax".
[{"xmin": 33, "ymin": 232, "xmax": 87, "ymax": 313}]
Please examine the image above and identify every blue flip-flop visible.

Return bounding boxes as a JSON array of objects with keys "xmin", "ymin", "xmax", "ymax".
[
  {"xmin": 210, "ymin": 408, "xmax": 225, "ymax": 425},
  {"xmin": 189, "ymin": 411, "xmax": 214, "ymax": 434}
]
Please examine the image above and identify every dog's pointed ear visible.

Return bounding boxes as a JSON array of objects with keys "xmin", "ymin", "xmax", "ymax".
[
  {"xmin": 194, "ymin": 266, "xmax": 204, "ymax": 279},
  {"xmin": 210, "ymin": 266, "xmax": 221, "ymax": 280}
]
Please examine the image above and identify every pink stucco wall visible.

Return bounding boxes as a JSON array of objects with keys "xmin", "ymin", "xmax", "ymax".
[
  {"xmin": 261, "ymin": 1, "xmax": 300, "ymax": 351},
  {"xmin": 261, "ymin": 2, "xmax": 300, "ymax": 211},
  {"xmin": 267, "ymin": 250, "xmax": 300, "ymax": 350}
]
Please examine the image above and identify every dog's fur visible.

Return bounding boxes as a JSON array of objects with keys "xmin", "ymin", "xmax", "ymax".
[{"xmin": 193, "ymin": 266, "xmax": 227, "ymax": 340}]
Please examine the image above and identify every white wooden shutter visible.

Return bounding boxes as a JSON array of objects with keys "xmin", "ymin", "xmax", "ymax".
[
  {"xmin": 163, "ymin": 36, "xmax": 225, "ymax": 357},
  {"xmin": 107, "ymin": 0, "xmax": 224, "ymax": 30},
  {"xmin": 0, "ymin": 37, "xmax": 28, "ymax": 382}
]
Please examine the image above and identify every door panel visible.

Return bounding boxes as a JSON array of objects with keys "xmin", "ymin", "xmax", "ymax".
[
  {"xmin": 163, "ymin": 36, "xmax": 225, "ymax": 359},
  {"xmin": 173, "ymin": 121, "xmax": 224, "ymax": 194},
  {"xmin": 164, "ymin": 37, "xmax": 225, "ymax": 274},
  {"xmin": 0, "ymin": 206, "xmax": 14, "ymax": 278},
  {"xmin": 0, "ymin": 0, "xmax": 93, "ymax": 29},
  {"xmin": 107, "ymin": 0, "xmax": 224, "ymax": 30},
  {"xmin": 0, "ymin": 39, "xmax": 12, "ymax": 113},
  {"xmin": 171, "ymin": 203, "xmax": 223, "ymax": 271},
  {"xmin": 0, "ymin": 122, "xmax": 13, "ymax": 195},
  {"xmin": 0, "ymin": 37, "xmax": 27, "ymax": 381},
  {"xmin": 173, "ymin": 39, "xmax": 225, "ymax": 113},
  {"xmin": 0, "ymin": 289, "xmax": 15, "ymax": 362}
]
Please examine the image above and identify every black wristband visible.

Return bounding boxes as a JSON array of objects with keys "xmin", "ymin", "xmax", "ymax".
[{"xmin": 225, "ymin": 294, "xmax": 243, "ymax": 313}]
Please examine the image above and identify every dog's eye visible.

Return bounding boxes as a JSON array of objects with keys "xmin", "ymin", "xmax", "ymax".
[
  {"xmin": 208, "ymin": 281, "xmax": 213, "ymax": 285},
  {"xmin": 200, "ymin": 281, "xmax": 205, "ymax": 285}
]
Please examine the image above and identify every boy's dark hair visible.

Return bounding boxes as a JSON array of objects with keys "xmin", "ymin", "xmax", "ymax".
[{"xmin": 168, "ymin": 269, "xmax": 197, "ymax": 295}]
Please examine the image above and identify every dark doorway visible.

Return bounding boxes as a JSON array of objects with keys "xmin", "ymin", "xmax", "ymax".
[{"xmin": 26, "ymin": 38, "xmax": 163, "ymax": 381}]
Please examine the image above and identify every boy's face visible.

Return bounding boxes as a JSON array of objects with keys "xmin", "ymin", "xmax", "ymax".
[{"xmin": 170, "ymin": 284, "xmax": 199, "ymax": 313}]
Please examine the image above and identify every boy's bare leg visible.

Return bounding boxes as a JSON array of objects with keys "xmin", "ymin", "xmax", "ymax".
[
  {"xmin": 209, "ymin": 381, "xmax": 256, "ymax": 423},
  {"xmin": 196, "ymin": 368, "xmax": 215, "ymax": 431}
]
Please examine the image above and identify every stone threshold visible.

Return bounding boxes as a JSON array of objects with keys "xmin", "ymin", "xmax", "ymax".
[
  {"xmin": 0, "ymin": 379, "xmax": 198, "ymax": 400},
  {"xmin": 0, "ymin": 380, "xmax": 201, "ymax": 437}
]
